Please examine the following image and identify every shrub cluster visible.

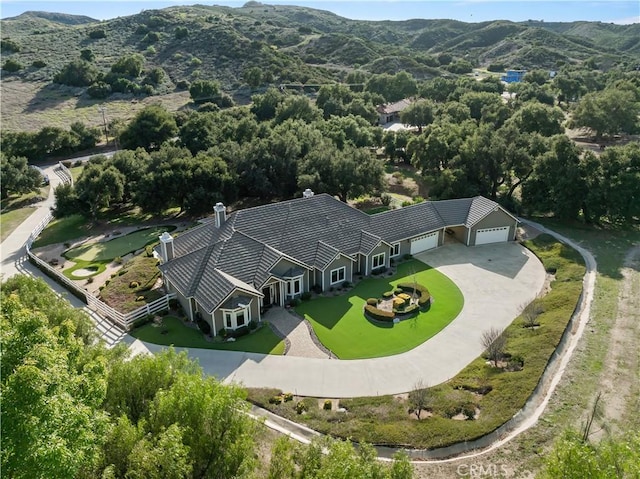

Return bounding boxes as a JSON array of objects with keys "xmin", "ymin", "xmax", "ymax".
[
  {"xmin": 397, "ymin": 282, "xmax": 431, "ymax": 307},
  {"xmin": 366, "ymin": 298, "xmax": 378, "ymax": 306},
  {"xmin": 364, "ymin": 304, "xmax": 395, "ymax": 322},
  {"xmin": 197, "ymin": 317, "xmax": 211, "ymax": 335}
]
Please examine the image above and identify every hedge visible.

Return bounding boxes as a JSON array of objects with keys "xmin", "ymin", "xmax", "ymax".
[
  {"xmin": 397, "ymin": 282, "xmax": 431, "ymax": 307},
  {"xmin": 364, "ymin": 304, "xmax": 395, "ymax": 322}
]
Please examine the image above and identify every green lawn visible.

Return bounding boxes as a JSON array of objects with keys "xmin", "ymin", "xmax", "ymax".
[
  {"xmin": 32, "ymin": 214, "xmax": 90, "ymax": 248},
  {"xmin": 1, "ymin": 207, "xmax": 35, "ymax": 242},
  {"xmin": 65, "ymin": 226, "xmax": 176, "ymax": 262},
  {"xmin": 296, "ymin": 260, "xmax": 464, "ymax": 359},
  {"xmin": 69, "ymin": 165, "xmax": 84, "ymax": 182},
  {"xmin": 131, "ymin": 315, "xmax": 285, "ymax": 355}
]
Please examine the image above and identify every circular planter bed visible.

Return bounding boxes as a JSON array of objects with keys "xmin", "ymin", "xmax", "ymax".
[{"xmin": 364, "ymin": 283, "xmax": 431, "ymax": 324}]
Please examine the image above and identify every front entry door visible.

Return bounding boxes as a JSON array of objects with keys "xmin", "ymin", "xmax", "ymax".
[{"xmin": 262, "ymin": 284, "xmax": 279, "ymax": 306}]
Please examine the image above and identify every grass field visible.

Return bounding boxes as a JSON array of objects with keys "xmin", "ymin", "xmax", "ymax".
[
  {"xmin": 296, "ymin": 260, "xmax": 464, "ymax": 359},
  {"xmin": 0, "ymin": 207, "xmax": 35, "ymax": 242},
  {"xmin": 65, "ymin": 226, "xmax": 175, "ymax": 262},
  {"xmin": 31, "ymin": 214, "xmax": 90, "ymax": 248},
  {"xmin": 250, "ymin": 235, "xmax": 586, "ymax": 449},
  {"xmin": 131, "ymin": 315, "xmax": 285, "ymax": 355},
  {"xmin": 69, "ymin": 166, "xmax": 84, "ymax": 182}
]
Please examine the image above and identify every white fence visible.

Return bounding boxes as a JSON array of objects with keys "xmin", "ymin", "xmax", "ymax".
[
  {"xmin": 26, "ymin": 212, "xmax": 175, "ymax": 331},
  {"xmin": 56, "ymin": 162, "xmax": 73, "ymax": 186}
]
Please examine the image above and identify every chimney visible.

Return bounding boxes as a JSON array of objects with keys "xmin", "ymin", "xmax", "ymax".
[
  {"xmin": 303, "ymin": 188, "xmax": 314, "ymax": 198},
  {"xmin": 159, "ymin": 232, "xmax": 174, "ymax": 262},
  {"xmin": 214, "ymin": 202, "xmax": 227, "ymax": 228}
]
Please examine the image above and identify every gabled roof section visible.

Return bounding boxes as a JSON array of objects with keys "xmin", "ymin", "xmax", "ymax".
[
  {"xmin": 465, "ymin": 196, "xmax": 517, "ymax": 227},
  {"xmin": 314, "ymin": 241, "xmax": 340, "ymax": 270},
  {"xmin": 432, "ymin": 198, "xmax": 473, "ymax": 226},
  {"xmin": 370, "ymin": 200, "xmax": 447, "ymax": 243},
  {"xmin": 359, "ymin": 230, "xmax": 384, "ymax": 255},
  {"xmin": 193, "ymin": 268, "xmax": 261, "ymax": 313}
]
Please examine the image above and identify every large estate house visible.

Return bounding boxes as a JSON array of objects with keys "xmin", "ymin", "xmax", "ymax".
[{"xmin": 157, "ymin": 190, "xmax": 518, "ymax": 335}]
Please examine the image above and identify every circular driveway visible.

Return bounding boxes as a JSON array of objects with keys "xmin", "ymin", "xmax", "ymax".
[{"xmin": 136, "ymin": 241, "xmax": 545, "ymax": 397}]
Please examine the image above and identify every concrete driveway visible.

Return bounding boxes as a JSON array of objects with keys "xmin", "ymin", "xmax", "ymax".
[{"xmin": 134, "ymin": 241, "xmax": 545, "ymax": 397}]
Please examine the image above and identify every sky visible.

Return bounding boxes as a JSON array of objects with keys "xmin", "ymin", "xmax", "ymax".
[{"xmin": 1, "ymin": 0, "xmax": 638, "ymax": 24}]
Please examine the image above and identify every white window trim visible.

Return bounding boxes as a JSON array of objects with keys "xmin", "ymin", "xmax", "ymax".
[
  {"xmin": 372, "ymin": 252, "xmax": 385, "ymax": 269},
  {"xmin": 330, "ymin": 266, "xmax": 346, "ymax": 285},
  {"xmin": 221, "ymin": 303, "xmax": 251, "ymax": 330},
  {"xmin": 390, "ymin": 243, "xmax": 400, "ymax": 257},
  {"xmin": 284, "ymin": 274, "xmax": 304, "ymax": 298}
]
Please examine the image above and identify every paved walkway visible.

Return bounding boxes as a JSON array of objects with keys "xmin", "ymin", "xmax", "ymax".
[{"xmin": 264, "ymin": 307, "xmax": 329, "ymax": 359}]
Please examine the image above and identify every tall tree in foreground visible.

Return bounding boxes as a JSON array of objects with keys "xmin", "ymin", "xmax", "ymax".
[
  {"xmin": 267, "ymin": 437, "xmax": 413, "ymax": 479},
  {"xmin": 1, "ymin": 276, "xmax": 109, "ymax": 479}
]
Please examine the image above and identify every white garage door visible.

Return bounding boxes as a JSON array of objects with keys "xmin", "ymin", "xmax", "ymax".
[
  {"xmin": 475, "ymin": 226, "xmax": 510, "ymax": 245},
  {"xmin": 410, "ymin": 232, "xmax": 439, "ymax": 254}
]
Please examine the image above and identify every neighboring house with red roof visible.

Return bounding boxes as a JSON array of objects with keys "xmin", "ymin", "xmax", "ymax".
[{"xmin": 156, "ymin": 190, "xmax": 518, "ymax": 335}]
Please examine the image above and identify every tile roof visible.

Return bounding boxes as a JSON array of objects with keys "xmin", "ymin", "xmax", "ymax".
[
  {"xmin": 376, "ymin": 98, "xmax": 413, "ymax": 115},
  {"xmin": 161, "ymin": 194, "xmax": 512, "ymax": 312}
]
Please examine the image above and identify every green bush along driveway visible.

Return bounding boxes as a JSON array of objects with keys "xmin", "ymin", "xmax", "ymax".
[{"xmin": 296, "ymin": 260, "xmax": 464, "ymax": 359}]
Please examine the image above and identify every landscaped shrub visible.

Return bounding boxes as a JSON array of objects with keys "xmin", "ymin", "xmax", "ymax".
[
  {"xmin": 301, "ymin": 291, "xmax": 312, "ymax": 301},
  {"xmin": 231, "ymin": 326, "xmax": 250, "ymax": 338},
  {"xmin": 392, "ymin": 297, "xmax": 405, "ymax": 309},
  {"xmin": 129, "ymin": 281, "xmax": 140, "ymax": 289},
  {"xmin": 283, "ymin": 392, "xmax": 294, "ymax": 402},
  {"xmin": 382, "ymin": 291, "xmax": 394, "ymax": 299},
  {"xmin": 323, "ymin": 400, "xmax": 332, "ymax": 410},
  {"xmin": 117, "ymin": 269, "xmax": 127, "ymax": 276},
  {"xmin": 366, "ymin": 298, "xmax": 378, "ymax": 306},
  {"xmin": 364, "ymin": 304, "xmax": 395, "ymax": 322},
  {"xmin": 115, "ymin": 256, "xmax": 123, "ymax": 264},
  {"xmin": 197, "ymin": 317, "xmax": 211, "ymax": 335},
  {"xmin": 135, "ymin": 296, "xmax": 145, "ymax": 302},
  {"xmin": 132, "ymin": 314, "xmax": 153, "ymax": 329},
  {"xmin": 393, "ymin": 288, "xmax": 403, "ymax": 295},
  {"xmin": 289, "ymin": 298, "xmax": 300, "ymax": 307},
  {"xmin": 397, "ymin": 282, "xmax": 431, "ymax": 307},
  {"xmin": 342, "ymin": 281, "xmax": 351, "ymax": 288},
  {"xmin": 269, "ymin": 395, "xmax": 283, "ymax": 405},
  {"xmin": 311, "ymin": 284, "xmax": 322, "ymax": 294},
  {"xmin": 403, "ymin": 254, "xmax": 412, "ymax": 260},
  {"xmin": 396, "ymin": 304, "xmax": 419, "ymax": 317},
  {"xmin": 295, "ymin": 401, "xmax": 308, "ymax": 414},
  {"xmin": 248, "ymin": 319, "xmax": 258, "ymax": 331}
]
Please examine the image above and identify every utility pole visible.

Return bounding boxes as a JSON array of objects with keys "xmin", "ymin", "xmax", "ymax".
[{"xmin": 98, "ymin": 106, "xmax": 108, "ymax": 145}]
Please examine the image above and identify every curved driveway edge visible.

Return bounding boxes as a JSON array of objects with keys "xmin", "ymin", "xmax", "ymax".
[{"xmin": 136, "ymin": 241, "xmax": 545, "ymax": 397}]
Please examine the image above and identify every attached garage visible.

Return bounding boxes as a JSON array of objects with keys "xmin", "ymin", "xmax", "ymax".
[
  {"xmin": 474, "ymin": 226, "xmax": 510, "ymax": 245},
  {"xmin": 410, "ymin": 232, "xmax": 439, "ymax": 254}
]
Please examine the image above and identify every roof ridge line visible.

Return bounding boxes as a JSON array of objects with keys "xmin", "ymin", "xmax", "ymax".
[{"xmin": 187, "ymin": 243, "xmax": 221, "ymax": 296}]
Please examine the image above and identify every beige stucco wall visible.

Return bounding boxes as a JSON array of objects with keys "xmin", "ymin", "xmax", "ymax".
[{"xmin": 446, "ymin": 226, "xmax": 468, "ymax": 245}]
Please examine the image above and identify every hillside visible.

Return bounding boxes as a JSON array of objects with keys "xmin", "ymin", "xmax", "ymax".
[{"xmin": 1, "ymin": 3, "xmax": 638, "ymax": 131}]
